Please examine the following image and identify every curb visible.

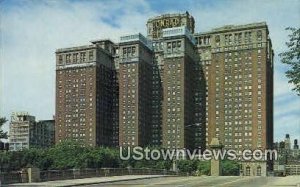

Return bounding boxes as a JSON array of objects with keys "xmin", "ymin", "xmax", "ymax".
[
  {"xmin": 65, "ymin": 175, "xmax": 174, "ymax": 187},
  {"xmin": 9, "ymin": 175, "xmax": 176, "ymax": 187}
]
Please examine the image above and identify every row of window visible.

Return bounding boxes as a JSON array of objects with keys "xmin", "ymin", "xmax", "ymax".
[
  {"xmin": 197, "ymin": 30, "xmax": 263, "ymax": 46},
  {"xmin": 58, "ymin": 51, "xmax": 94, "ymax": 64},
  {"xmin": 122, "ymin": 46, "xmax": 137, "ymax": 57}
]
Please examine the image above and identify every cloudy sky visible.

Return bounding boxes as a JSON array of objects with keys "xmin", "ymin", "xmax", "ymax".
[{"xmin": 1, "ymin": 0, "xmax": 299, "ymax": 142}]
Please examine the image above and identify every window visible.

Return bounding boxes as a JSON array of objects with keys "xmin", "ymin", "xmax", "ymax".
[
  {"xmin": 80, "ymin": 52, "xmax": 86, "ymax": 62},
  {"xmin": 167, "ymin": 42, "xmax": 171, "ymax": 49},
  {"xmin": 177, "ymin": 41, "xmax": 181, "ymax": 48},
  {"xmin": 73, "ymin": 53, "xmax": 77, "ymax": 63},
  {"xmin": 245, "ymin": 31, "xmax": 252, "ymax": 43},
  {"xmin": 257, "ymin": 166, "xmax": 261, "ymax": 176},
  {"xmin": 246, "ymin": 166, "xmax": 251, "ymax": 176},
  {"xmin": 58, "ymin": 55, "xmax": 63, "ymax": 64},
  {"xmin": 172, "ymin": 42, "xmax": 176, "ymax": 48},
  {"xmin": 89, "ymin": 51, "xmax": 94, "ymax": 60},
  {"xmin": 127, "ymin": 47, "xmax": 131, "ymax": 55},
  {"xmin": 215, "ymin": 35, "xmax": 220, "ymax": 44},
  {"xmin": 132, "ymin": 47, "xmax": 136, "ymax": 55},
  {"xmin": 66, "ymin": 54, "xmax": 71, "ymax": 64},
  {"xmin": 257, "ymin": 30, "xmax": 262, "ymax": 41}
]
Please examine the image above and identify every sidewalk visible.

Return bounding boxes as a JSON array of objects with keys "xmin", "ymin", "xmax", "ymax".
[
  {"xmin": 263, "ymin": 176, "xmax": 300, "ymax": 187},
  {"xmin": 9, "ymin": 175, "xmax": 168, "ymax": 187}
]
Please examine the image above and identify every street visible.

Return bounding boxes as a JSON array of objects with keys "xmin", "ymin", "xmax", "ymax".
[{"xmin": 85, "ymin": 176, "xmax": 300, "ymax": 187}]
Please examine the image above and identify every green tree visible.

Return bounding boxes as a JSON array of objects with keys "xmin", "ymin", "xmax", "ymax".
[
  {"xmin": 47, "ymin": 139, "xmax": 89, "ymax": 169},
  {"xmin": 196, "ymin": 161, "xmax": 210, "ymax": 175},
  {"xmin": 177, "ymin": 160, "xmax": 198, "ymax": 174},
  {"xmin": 2, "ymin": 150, "xmax": 26, "ymax": 171},
  {"xmin": 279, "ymin": 27, "xmax": 300, "ymax": 95},
  {"xmin": 0, "ymin": 143, "xmax": 176, "ymax": 171},
  {"xmin": 132, "ymin": 159, "xmax": 171, "ymax": 170},
  {"xmin": 21, "ymin": 148, "xmax": 52, "ymax": 170},
  {"xmin": 154, "ymin": 160, "xmax": 172, "ymax": 170},
  {"xmin": 0, "ymin": 117, "xmax": 8, "ymax": 139},
  {"xmin": 221, "ymin": 160, "xmax": 240, "ymax": 176}
]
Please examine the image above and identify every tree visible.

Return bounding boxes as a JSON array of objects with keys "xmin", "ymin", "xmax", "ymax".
[
  {"xmin": 177, "ymin": 160, "xmax": 198, "ymax": 174},
  {"xmin": 0, "ymin": 117, "xmax": 8, "ymax": 139},
  {"xmin": 279, "ymin": 27, "xmax": 300, "ymax": 95},
  {"xmin": 196, "ymin": 161, "xmax": 210, "ymax": 175},
  {"xmin": 221, "ymin": 160, "xmax": 240, "ymax": 176},
  {"xmin": 47, "ymin": 139, "xmax": 89, "ymax": 169}
]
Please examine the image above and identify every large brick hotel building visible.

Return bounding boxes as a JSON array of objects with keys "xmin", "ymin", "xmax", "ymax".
[{"xmin": 55, "ymin": 12, "xmax": 274, "ymax": 157}]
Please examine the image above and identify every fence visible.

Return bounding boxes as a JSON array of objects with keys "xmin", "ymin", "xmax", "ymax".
[
  {"xmin": 285, "ymin": 165, "xmax": 300, "ymax": 175},
  {"xmin": 39, "ymin": 168, "xmax": 178, "ymax": 181},
  {"xmin": 1, "ymin": 168, "xmax": 179, "ymax": 185},
  {"xmin": 0, "ymin": 171, "xmax": 28, "ymax": 185}
]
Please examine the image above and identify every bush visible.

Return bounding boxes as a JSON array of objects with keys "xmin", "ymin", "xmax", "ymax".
[
  {"xmin": 221, "ymin": 160, "xmax": 240, "ymax": 176},
  {"xmin": 197, "ymin": 160, "xmax": 210, "ymax": 175}
]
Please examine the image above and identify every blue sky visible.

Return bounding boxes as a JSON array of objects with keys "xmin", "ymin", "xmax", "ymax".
[{"xmin": 0, "ymin": 0, "xmax": 299, "ymax": 142}]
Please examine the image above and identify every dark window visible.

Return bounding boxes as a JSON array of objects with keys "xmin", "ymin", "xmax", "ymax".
[
  {"xmin": 246, "ymin": 166, "xmax": 251, "ymax": 176},
  {"xmin": 257, "ymin": 166, "xmax": 261, "ymax": 176},
  {"xmin": 58, "ymin": 55, "xmax": 63, "ymax": 64},
  {"xmin": 89, "ymin": 51, "xmax": 93, "ymax": 60}
]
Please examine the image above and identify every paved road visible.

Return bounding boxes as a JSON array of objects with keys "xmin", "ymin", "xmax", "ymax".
[{"xmin": 85, "ymin": 176, "xmax": 300, "ymax": 187}]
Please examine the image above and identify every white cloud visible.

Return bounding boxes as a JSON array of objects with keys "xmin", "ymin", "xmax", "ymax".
[
  {"xmin": 275, "ymin": 114, "xmax": 300, "ymax": 142},
  {"xmin": 0, "ymin": 0, "xmax": 154, "ymax": 130}
]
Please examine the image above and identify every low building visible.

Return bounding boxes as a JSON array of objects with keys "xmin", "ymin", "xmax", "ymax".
[
  {"xmin": 240, "ymin": 160, "xmax": 267, "ymax": 176},
  {"xmin": 285, "ymin": 165, "xmax": 300, "ymax": 175},
  {"xmin": 274, "ymin": 134, "xmax": 300, "ymax": 175},
  {"xmin": 8, "ymin": 112, "xmax": 36, "ymax": 151},
  {"xmin": 32, "ymin": 120, "xmax": 55, "ymax": 148},
  {"xmin": 8, "ymin": 112, "xmax": 55, "ymax": 151}
]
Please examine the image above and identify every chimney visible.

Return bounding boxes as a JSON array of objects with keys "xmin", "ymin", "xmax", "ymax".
[
  {"xmin": 286, "ymin": 134, "xmax": 290, "ymax": 139},
  {"xmin": 294, "ymin": 139, "xmax": 299, "ymax": 150}
]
